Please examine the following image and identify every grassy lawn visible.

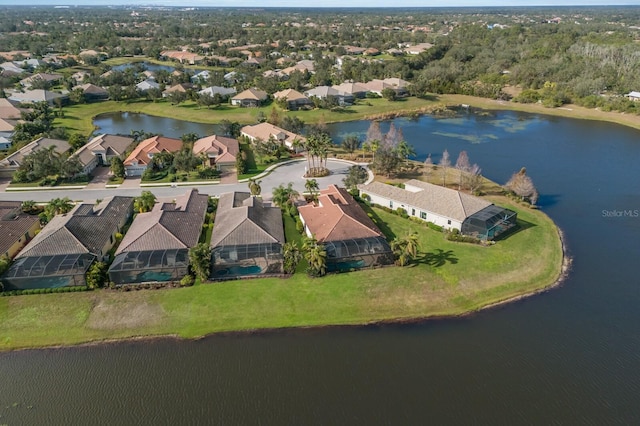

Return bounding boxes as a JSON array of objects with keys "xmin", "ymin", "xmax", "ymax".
[{"xmin": 0, "ymin": 197, "xmax": 563, "ymax": 351}]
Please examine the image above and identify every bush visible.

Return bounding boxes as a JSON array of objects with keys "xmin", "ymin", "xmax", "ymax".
[
  {"xmin": 427, "ymin": 222, "xmax": 443, "ymax": 232},
  {"xmin": 396, "ymin": 207, "xmax": 409, "ymax": 218},
  {"xmin": 295, "ymin": 217, "xmax": 304, "ymax": 233},
  {"xmin": 197, "ymin": 168, "xmax": 221, "ymax": 179},
  {"xmin": 445, "ymin": 230, "xmax": 481, "ymax": 244},
  {"xmin": 180, "ymin": 275, "xmax": 195, "ymax": 287}
]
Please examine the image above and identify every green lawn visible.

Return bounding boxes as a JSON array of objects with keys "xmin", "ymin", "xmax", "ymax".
[{"xmin": 0, "ymin": 196, "xmax": 563, "ymax": 351}]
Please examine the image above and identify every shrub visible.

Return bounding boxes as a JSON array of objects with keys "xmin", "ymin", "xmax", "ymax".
[
  {"xmin": 180, "ymin": 274, "xmax": 195, "ymax": 287},
  {"xmin": 426, "ymin": 222, "xmax": 443, "ymax": 232}
]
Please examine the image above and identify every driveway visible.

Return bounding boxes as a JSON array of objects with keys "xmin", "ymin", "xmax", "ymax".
[{"xmin": 85, "ymin": 166, "xmax": 111, "ymax": 189}]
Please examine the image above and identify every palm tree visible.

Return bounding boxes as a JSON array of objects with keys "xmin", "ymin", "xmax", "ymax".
[
  {"xmin": 283, "ymin": 241, "xmax": 302, "ymax": 274},
  {"xmin": 405, "ymin": 232, "xmax": 420, "ymax": 259},
  {"xmin": 272, "ymin": 183, "xmax": 300, "ymax": 208},
  {"xmin": 362, "ymin": 141, "xmax": 370, "ymax": 162},
  {"xmin": 248, "ymin": 178, "xmax": 262, "ymax": 197},
  {"xmin": 305, "ymin": 179, "xmax": 319, "ymax": 200},
  {"xmin": 370, "ymin": 139, "xmax": 380, "ymax": 163},
  {"xmin": 188, "ymin": 243, "xmax": 212, "ymax": 281},
  {"xmin": 21, "ymin": 200, "xmax": 36, "ymax": 214},
  {"xmin": 134, "ymin": 190, "xmax": 157, "ymax": 213},
  {"xmin": 303, "ymin": 236, "xmax": 327, "ymax": 277},
  {"xmin": 396, "ymin": 140, "xmax": 416, "ymax": 167},
  {"xmin": 390, "ymin": 232, "xmax": 420, "ymax": 267}
]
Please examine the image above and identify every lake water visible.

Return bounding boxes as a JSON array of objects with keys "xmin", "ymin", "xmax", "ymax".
[
  {"xmin": 2, "ymin": 110, "xmax": 639, "ymax": 424},
  {"xmin": 111, "ymin": 61, "xmax": 176, "ymax": 73}
]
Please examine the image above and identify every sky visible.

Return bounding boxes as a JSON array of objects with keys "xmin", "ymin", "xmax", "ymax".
[{"xmin": 0, "ymin": 0, "xmax": 639, "ymax": 7}]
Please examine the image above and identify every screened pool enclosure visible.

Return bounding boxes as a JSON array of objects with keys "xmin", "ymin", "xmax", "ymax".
[
  {"xmin": 211, "ymin": 242, "xmax": 283, "ymax": 278},
  {"xmin": 324, "ymin": 236, "xmax": 394, "ymax": 272},
  {"xmin": 1, "ymin": 253, "xmax": 96, "ymax": 290},
  {"xmin": 461, "ymin": 206, "xmax": 518, "ymax": 241},
  {"xmin": 108, "ymin": 249, "xmax": 189, "ymax": 284}
]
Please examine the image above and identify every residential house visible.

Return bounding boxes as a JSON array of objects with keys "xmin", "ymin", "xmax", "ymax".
[
  {"xmin": 1, "ymin": 196, "xmax": 134, "ymax": 290},
  {"xmin": 71, "ymin": 70, "xmax": 90, "ymax": 83},
  {"xmin": 162, "ymin": 83, "xmax": 193, "ymax": 98},
  {"xmin": 191, "ymin": 70, "xmax": 211, "ymax": 84},
  {"xmin": 0, "ymin": 118, "xmax": 15, "ymax": 140},
  {"xmin": 0, "ymin": 201, "xmax": 40, "ymax": 260},
  {"xmin": 135, "ymin": 79, "xmax": 160, "ymax": 93},
  {"xmin": 76, "ymin": 83, "xmax": 109, "ymax": 100},
  {"xmin": 0, "ymin": 62, "xmax": 25, "ymax": 75},
  {"xmin": 210, "ymin": 192, "xmax": 285, "ymax": 278},
  {"xmin": 0, "ymin": 136, "xmax": 11, "ymax": 150},
  {"xmin": 19, "ymin": 73, "xmax": 63, "ymax": 88},
  {"xmin": 626, "ymin": 91, "xmax": 640, "ymax": 101},
  {"xmin": 344, "ymin": 46, "xmax": 367, "ymax": 55},
  {"xmin": 273, "ymin": 88, "xmax": 312, "ymax": 110},
  {"xmin": 280, "ymin": 59, "xmax": 315, "ymax": 76},
  {"xmin": 198, "ymin": 86, "xmax": 236, "ymax": 99},
  {"xmin": 192, "ymin": 134, "xmax": 239, "ymax": 171},
  {"xmin": 297, "ymin": 185, "xmax": 393, "ymax": 272},
  {"xmin": 240, "ymin": 122, "xmax": 306, "ymax": 150},
  {"xmin": 72, "ymin": 134, "xmax": 135, "ymax": 175},
  {"xmin": 362, "ymin": 78, "xmax": 408, "ymax": 97},
  {"xmin": 231, "ymin": 87, "xmax": 268, "ymax": 107},
  {"xmin": 0, "ymin": 137, "xmax": 70, "ymax": 178},
  {"xmin": 160, "ymin": 50, "xmax": 204, "ymax": 65},
  {"xmin": 108, "ymin": 189, "xmax": 208, "ymax": 285},
  {"xmin": 9, "ymin": 89, "xmax": 68, "ymax": 105},
  {"xmin": 403, "ymin": 43, "xmax": 434, "ymax": 55},
  {"xmin": 358, "ymin": 180, "xmax": 517, "ymax": 240},
  {"xmin": 305, "ymin": 86, "xmax": 354, "ymax": 106},
  {"xmin": 0, "ymin": 98, "xmax": 25, "ymax": 120},
  {"xmin": 123, "ymin": 135, "xmax": 182, "ymax": 176},
  {"xmin": 332, "ymin": 82, "xmax": 368, "ymax": 99}
]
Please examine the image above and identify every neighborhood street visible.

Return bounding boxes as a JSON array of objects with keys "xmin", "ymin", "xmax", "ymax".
[{"xmin": 0, "ymin": 159, "xmax": 364, "ymax": 203}]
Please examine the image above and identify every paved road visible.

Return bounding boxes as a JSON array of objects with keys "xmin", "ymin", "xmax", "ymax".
[{"xmin": 0, "ymin": 159, "xmax": 363, "ymax": 203}]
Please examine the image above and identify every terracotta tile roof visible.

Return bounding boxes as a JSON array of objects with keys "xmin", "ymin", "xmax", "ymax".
[
  {"xmin": 358, "ymin": 180, "xmax": 491, "ymax": 222},
  {"xmin": 124, "ymin": 135, "xmax": 182, "ymax": 167},
  {"xmin": 273, "ymin": 88, "xmax": 309, "ymax": 102},
  {"xmin": 17, "ymin": 196, "xmax": 134, "ymax": 258},
  {"xmin": 192, "ymin": 134, "xmax": 239, "ymax": 164},
  {"xmin": 210, "ymin": 192, "xmax": 284, "ymax": 248},
  {"xmin": 115, "ymin": 189, "xmax": 208, "ymax": 254},
  {"xmin": 298, "ymin": 185, "xmax": 383, "ymax": 243},
  {"xmin": 0, "ymin": 201, "xmax": 39, "ymax": 257}
]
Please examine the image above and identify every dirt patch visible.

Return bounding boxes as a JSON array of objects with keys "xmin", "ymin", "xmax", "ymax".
[{"xmin": 86, "ymin": 298, "xmax": 166, "ymax": 330}]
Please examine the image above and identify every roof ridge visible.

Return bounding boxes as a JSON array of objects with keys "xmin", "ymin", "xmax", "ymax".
[{"xmin": 157, "ymin": 220, "xmax": 190, "ymax": 248}]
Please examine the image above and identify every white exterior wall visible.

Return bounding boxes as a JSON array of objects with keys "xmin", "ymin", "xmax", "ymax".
[{"xmin": 364, "ymin": 192, "xmax": 462, "ymax": 231}]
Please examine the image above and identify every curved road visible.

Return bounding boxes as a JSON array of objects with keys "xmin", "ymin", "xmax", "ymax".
[{"xmin": 0, "ymin": 159, "xmax": 364, "ymax": 203}]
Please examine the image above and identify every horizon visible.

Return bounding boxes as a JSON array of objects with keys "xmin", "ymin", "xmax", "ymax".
[{"xmin": 1, "ymin": 1, "xmax": 640, "ymax": 8}]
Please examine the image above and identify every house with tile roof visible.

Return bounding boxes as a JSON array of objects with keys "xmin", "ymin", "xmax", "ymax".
[
  {"xmin": 192, "ymin": 134, "xmax": 239, "ymax": 171},
  {"xmin": 332, "ymin": 81, "xmax": 369, "ymax": 99},
  {"xmin": 197, "ymin": 86, "xmax": 236, "ymax": 99},
  {"xmin": 2, "ymin": 196, "xmax": 134, "ymax": 290},
  {"xmin": 76, "ymin": 83, "xmax": 108, "ymax": 100},
  {"xmin": 273, "ymin": 88, "xmax": 312, "ymax": 110},
  {"xmin": 9, "ymin": 89, "xmax": 68, "ymax": 105},
  {"xmin": 123, "ymin": 135, "xmax": 183, "ymax": 176},
  {"xmin": 19, "ymin": 73, "xmax": 63, "ymax": 88},
  {"xmin": 240, "ymin": 122, "xmax": 306, "ymax": 150},
  {"xmin": 305, "ymin": 86, "xmax": 354, "ymax": 106},
  {"xmin": 231, "ymin": 87, "xmax": 268, "ymax": 107},
  {"xmin": 0, "ymin": 98, "xmax": 25, "ymax": 120},
  {"xmin": 72, "ymin": 134, "xmax": 135, "ymax": 175},
  {"xmin": 0, "ymin": 137, "xmax": 70, "ymax": 178},
  {"xmin": 162, "ymin": 82, "xmax": 193, "ymax": 97},
  {"xmin": 358, "ymin": 180, "xmax": 517, "ymax": 240},
  {"xmin": 108, "ymin": 189, "xmax": 208, "ymax": 285},
  {"xmin": 136, "ymin": 79, "xmax": 160, "ymax": 93},
  {"xmin": 298, "ymin": 185, "xmax": 393, "ymax": 272},
  {"xmin": 0, "ymin": 201, "xmax": 40, "ymax": 260},
  {"xmin": 210, "ymin": 192, "xmax": 285, "ymax": 279}
]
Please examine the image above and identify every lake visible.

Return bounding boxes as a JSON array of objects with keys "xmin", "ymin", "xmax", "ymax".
[
  {"xmin": 2, "ymin": 110, "xmax": 639, "ymax": 424},
  {"xmin": 111, "ymin": 61, "xmax": 176, "ymax": 73}
]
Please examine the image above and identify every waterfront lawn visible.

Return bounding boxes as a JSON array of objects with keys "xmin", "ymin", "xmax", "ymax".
[{"xmin": 0, "ymin": 197, "xmax": 563, "ymax": 350}]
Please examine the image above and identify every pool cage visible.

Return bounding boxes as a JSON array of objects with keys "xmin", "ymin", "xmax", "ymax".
[
  {"xmin": 211, "ymin": 243, "xmax": 283, "ymax": 278},
  {"xmin": 324, "ymin": 236, "xmax": 394, "ymax": 273},
  {"xmin": 461, "ymin": 206, "xmax": 518, "ymax": 241},
  {"xmin": 108, "ymin": 249, "xmax": 190, "ymax": 285},
  {"xmin": 1, "ymin": 253, "xmax": 96, "ymax": 290}
]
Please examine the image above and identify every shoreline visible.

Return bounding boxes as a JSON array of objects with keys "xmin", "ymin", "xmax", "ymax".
[{"xmin": 2, "ymin": 222, "xmax": 568, "ymax": 354}]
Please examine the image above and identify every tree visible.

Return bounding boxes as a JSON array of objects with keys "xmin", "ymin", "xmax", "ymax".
[
  {"xmin": 168, "ymin": 91, "xmax": 187, "ymax": 105},
  {"xmin": 272, "ymin": 182, "xmax": 300, "ymax": 208},
  {"xmin": 302, "ymin": 236, "xmax": 327, "ymax": 277},
  {"xmin": 44, "ymin": 197, "xmax": 74, "ymax": 222},
  {"xmin": 283, "ymin": 241, "xmax": 302, "ymax": 274},
  {"xmin": 341, "ymin": 134, "xmax": 361, "ymax": 157},
  {"xmin": 371, "ymin": 146, "xmax": 400, "ymax": 177},
  {"xmin": 68, "ymin": 133, "xmax": 86, "ymax": 151},
  {"xmin": 305, "ymin": 179, "xmax": 319, "ymax": 200},
  {"xmin": 455, "ymin": 151, "xmax": 471, "ymax": 190},
  {"xmin": 188, "ymin": 243, "xmax": 212, "ymax": 281},
  {"xmin": 110, "ymin": 157, "xmax": 125, "ymax": 178},
  {"xmin": 134, "ymin": 190, "xmax": 156, "ymax": 213},
  {"xmin": 181, "ymin": 132, "xmax": 199, "ymax": 146},
  {"xmin": 384, "ymin": 122, "xmax": 399, "ymax": 148},
  {"xmin": 439, "ymin": 149, "xmax": 451, "ymax": 187},
  {"xmin": 21, "ymin": 200, "xmax": 37, "ymax": 214},
  {"xmin": 268, "ymin": 107, "xmax": 281, "ymax": 127},
  {"xmin": 248, "ymin": 178, "xmax": 262, "ymax": 196},
  {"xmin": 173, "ymin": 148, "xmax": 199, "ymax": 172},
  {"xmin": 220, "ymin": 120, "xmax": 242, "ymax": 138},
  {"xmin": 366, "ymin": 121, "xmax": 383, "ymax": 143},
  {"xmin": 466, "ymin": 164, "xmax": 483, "ymax": 194},
  {"xmin": 395, "ymin": 140, "xmax": 416, "ymax": 167},
  {"xmin": 382, "ymin": 87, "xmax": 397, "ymax": 101},
  {"xmin": 361, "ymin": 141, "xmax": 370, "ymax": 161},
  {"xmin": 342, "ymin": 165, "xmax": 369, "ymax": 190},
  {"xmin": 423, "ymin": 154, "xmax": 434, "ymax": 177},
  {"xmin": 505, "ymin": 167, "xmax": 538, "ymax": 205},
  {"xmin": 280, "ymin": 116, "xmax": 305, "ymax": 134},
  {"xmin": 60, "ymin": 156, "xmax": 83, "ymax": 180},
  {"xmin": 390, "ymin": 232, "xmax": 420, "ymax": 267},
  {"xmin": 86, "ymin": 261, "xmax": 108, "ymax": 289}
]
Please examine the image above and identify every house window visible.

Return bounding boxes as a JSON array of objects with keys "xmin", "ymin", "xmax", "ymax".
[
  {"xmin": 411, "ymin": 208, "xmax": 415, "ymax": 216},
  {"xmin": 447, "ymin": 220, "xmax": 452, "ymax": 225},
  {"xmin": 420, "ymin": 212, "xmax": 427, "ymax": 220},
  {"xmin": 389, "ymin": 200, "xmax": 393, "ymax": 208}
]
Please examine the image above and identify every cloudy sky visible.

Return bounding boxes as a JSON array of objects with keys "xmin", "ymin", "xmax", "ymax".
[{"xmin": 0, "ymin": 0, "xmax": 638, "ymax": 6}]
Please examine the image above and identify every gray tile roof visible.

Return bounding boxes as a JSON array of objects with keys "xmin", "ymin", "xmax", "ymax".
[
  {"xmin": 358, "ymin": 179, "xmax": 492, "ymax": 222},
  {"xmin": 115, "ymin": 189, "xmax": 208, "ymax": 254},
  {"xmin": 73, "ymin": 134, "xmax": 134, "ymax": 167},
  {"xmin": 210, "ymin": 192, "xmax": 285, "ymax": 248},
  {"xmin": 17, "ymin": 196, "xmax": 134, "ymax": 258},
  {"xmin": 0, "ymin": 137, "xmax": 70, "ymax": 167}
]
